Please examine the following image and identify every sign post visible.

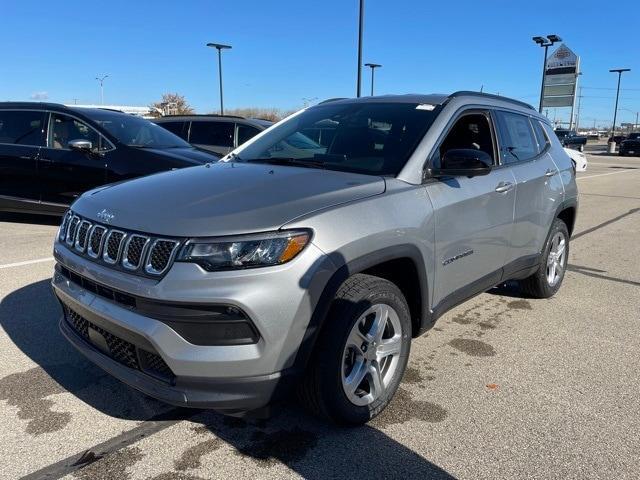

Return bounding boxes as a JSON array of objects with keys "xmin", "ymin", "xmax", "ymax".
[{"xmin": 542, "ymin": 44, "xmax": 580, "ymax": 129}]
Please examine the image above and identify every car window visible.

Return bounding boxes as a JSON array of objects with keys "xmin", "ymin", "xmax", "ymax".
[
  {"xmin": 237, "ymin": 124, "xmax": 261, "ymax": 145},
  {"xmin": 531, "ymin": 119, "xmax": 550, "ymax": 154},
  {"xmin": 49, "ymin": 113, "xmax": 100, "ymax": 150},
  {"xmin": 157, "ymin": 121, "xmax": 187, "ymax": 140},
  {"xmin": 189, "ymin": 121, "xmax": 234, "ymax": 147},
  {"xmin": 495, "ymin": 111, "xmax": 539, "ymax": 164},
  {"xmin": 234, "ymin": 102, "xmax": 440, "ymax": 176},
  {"xmin": 434, "ymin": 112, "xmax": 496, "ymax": 167},
  {"xmin": 0, "ymin": 110, "xmax": 45, "ymax": 146}
]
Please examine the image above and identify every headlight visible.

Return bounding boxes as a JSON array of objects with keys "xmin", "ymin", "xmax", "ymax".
[{"xmin": 176, "ymin": 230, "xmax": 311, "ymax": 271}]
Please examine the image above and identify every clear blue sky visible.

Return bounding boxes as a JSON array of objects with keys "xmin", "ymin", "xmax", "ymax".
[{"xmin": 1, "ymin": 0, "xmax": 639, "ymax": 127}]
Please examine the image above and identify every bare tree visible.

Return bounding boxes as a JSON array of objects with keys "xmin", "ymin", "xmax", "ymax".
[{"xmin": 149, "ymin": 93, "xmax": 194, "ymax": 117}]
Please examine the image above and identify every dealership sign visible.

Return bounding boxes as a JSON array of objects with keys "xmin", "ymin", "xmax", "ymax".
[{"xmin": 542, "ymin": 44, "xmax": 580, "ymax": 108}]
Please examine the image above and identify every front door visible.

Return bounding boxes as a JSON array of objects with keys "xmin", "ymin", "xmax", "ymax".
[
  {"xmin": 0, "ymin": 109, "xmax": 45, "ymax": 202},
  {"xmin": 39, "ymin": 112, "xmax": 108, "ymax": 205},
  {"xmin": 426, "ymin": 110, "xmax": 516, "ymax": 310}
]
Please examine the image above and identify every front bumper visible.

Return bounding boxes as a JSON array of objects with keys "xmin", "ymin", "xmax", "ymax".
[{"xmin": 52, "ymin": 237, "xmax": 334, "ymax": 410}]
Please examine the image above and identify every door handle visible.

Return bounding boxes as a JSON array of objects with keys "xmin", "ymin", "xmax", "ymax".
[
  {"xmin": 39, "ymin": 157, "xmax": 55, "ymax": 163},
  {"xmin": 545, "ymin": 169, "xmax": 557, "ymax": 177},
  {"xmin": 495, "ymin": 181, "xmax": 514, "ymax": 193}
]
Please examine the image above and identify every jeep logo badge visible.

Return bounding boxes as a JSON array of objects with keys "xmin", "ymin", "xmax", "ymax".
[{"xmin": 97, "ymin": 209, "xmax": 115, "ymax": 224}]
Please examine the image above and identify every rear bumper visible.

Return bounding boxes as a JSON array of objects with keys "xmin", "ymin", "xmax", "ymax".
[{"xmin": 58, "ymin": 310, "xmax": 294, "ymax": 411}]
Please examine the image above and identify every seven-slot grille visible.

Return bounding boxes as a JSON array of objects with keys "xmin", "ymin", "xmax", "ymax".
[{"xmin": 58, "ymin": 211, "xmax": 180, "ymax": 277}]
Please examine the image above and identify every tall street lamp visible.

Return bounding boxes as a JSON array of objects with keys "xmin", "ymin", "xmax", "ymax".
[
  {"xmin": 356, "ymin": 0, "xmax": 365, "ymax": 97},
  {"xmin": 609, "ymin": 68, "xmax": 631, "ymax": 149},
  {"xmin": 95, "ymin": 74, "xmax": 109, "ymax": 105},
  {"xmin": 364, "ymin": 63, "xmax": 381, "ymax": 96},
  {"xmin": 206, "ymin": 43, "xmax": 232, "ymax": 115},
  {"xmin": 532, "ymin": 35, "xmax": 562, "ymax": 113}
]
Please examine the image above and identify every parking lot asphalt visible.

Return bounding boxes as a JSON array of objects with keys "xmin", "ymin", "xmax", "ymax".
[{"xmin": 1, "ymin": 148, "xmax": 639, "ymax": 480}]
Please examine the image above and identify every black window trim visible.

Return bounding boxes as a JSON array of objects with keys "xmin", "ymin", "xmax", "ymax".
[
  {"xmin": 0, "ymin": 108, "xmax": 48, "ymax": 148},
  {"xmin": 491, "ymin": 107, "xmax": 550, "ymax": 166},
  {"xmin": 43, "ymin": 110, "xmax": 116, "ymax": 153},
  {"xmin": 423, "ymin": 106, "xmax": 499, "ymax": 180}
]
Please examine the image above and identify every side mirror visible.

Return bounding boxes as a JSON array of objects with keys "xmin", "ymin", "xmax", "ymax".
[
  {"xmin": 431, "ymin": 149, "xmax": 492, "ymax": 177},
  {"xmin": 68, "ymin": 139, "xmax": 93, "ymax": 152}
]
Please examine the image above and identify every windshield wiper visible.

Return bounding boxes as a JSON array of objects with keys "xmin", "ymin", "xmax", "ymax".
[{"xmin": 245, "ymin": 157, "xmax": 326, "ymax": 169}]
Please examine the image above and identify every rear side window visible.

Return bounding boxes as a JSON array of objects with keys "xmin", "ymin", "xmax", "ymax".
[
  {"xmin": 0, "ymin": 110, "xmax": 45, "ymax": 146},
  {"xmin": 189, "ymin": 121, "xmax": 234, "ymax": 147},
  {"xmin": 495, "ymin": 111, "xmax": 538, "ymax": 164},
  {"xmin": 531, "ymin": 119, "xmax": 550, "ymax": 154},
  {"xmin": 157, "ymin": 121, "xmax": 187, "ymax": 140},
  {"xmin": 237, "ymin": 124, "xmax": 261, "ymax": 145}
]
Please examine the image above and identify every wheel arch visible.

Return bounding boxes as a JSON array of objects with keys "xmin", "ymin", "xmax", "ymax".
[
  {"xmin": 555, "ymin": 197, "xmax": 578, "ymax": 237},
  {"xmin": 292, "ymin": 244, "xmax": 431, "ymax": 372}
]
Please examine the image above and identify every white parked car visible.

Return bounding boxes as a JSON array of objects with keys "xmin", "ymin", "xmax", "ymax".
[{"xmin": 564, "ymin": 147, "xmax": 587, "ymax": 172}]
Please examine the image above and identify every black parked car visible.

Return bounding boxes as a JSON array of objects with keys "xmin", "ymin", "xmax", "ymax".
[
  {"xmin": 154, "ymin": 115, "xmax": 272, "ymax": 156},
  {"xmin": 619, "ymin": 132, "xmax": 640, "ymax": 156},
  {"xmin": 0, "ymin": 103, "xmax": 218, "ymax": 216}
]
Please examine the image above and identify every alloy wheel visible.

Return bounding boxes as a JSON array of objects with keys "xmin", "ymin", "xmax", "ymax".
[
  {"xmin": 546, "ymin": 232, "xmax": 567, "ymax": 287},
  {"xmin": 341, "ymin": 304, "xmax": 403, "ymax": 406}
]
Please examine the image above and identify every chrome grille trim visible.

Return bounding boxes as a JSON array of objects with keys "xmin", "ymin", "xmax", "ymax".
[
  {"xmin": 145, "ymin": 239, "xmax": 180, "ymax": 275},
  {"xmin": 58, "ymin": 211, "xmax": 181, "ymax": 278},
  {"xmin": 122, "ymin": 235, "xmax": 150, "ymax": 271},
  {"xmin": 59, "ymin": 211, "xmax": 72, "ymax": 242},
  {"xmin": 65, "ymin": 216, "xmax": 81, "ymax": 247},
  {"xmin": 87, "ymin": 225, "xmax": 107, "ymax": 259},
  {"xmin": 74, "ymin": 220, "xmax": 92, "ymax": 252},
  {"xmin": 102, "ymin": 230, "xmax": 127, "ymax": 265}
]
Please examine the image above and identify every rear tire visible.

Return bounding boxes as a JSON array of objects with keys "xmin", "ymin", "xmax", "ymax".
[
  {"xmin": 520, "ymin": 218, "xmax": 569, "ymax": 298},
  {"xmin": 299, "ymin": 274, "xmax": 411, "ymax": 425}
]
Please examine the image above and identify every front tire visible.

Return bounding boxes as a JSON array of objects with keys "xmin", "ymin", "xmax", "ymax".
[
  {"xmin": 300, "ymin": 274, "xmax": 411, "ymax": 425},
  {"xmin": 520, "ymin": 218, "xmax": 570, "ymax": 298}
]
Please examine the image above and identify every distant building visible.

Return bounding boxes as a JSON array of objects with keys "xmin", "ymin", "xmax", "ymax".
[{"xmin": 65, "ymin": 104, "xmax": 157, "ymax": 118}]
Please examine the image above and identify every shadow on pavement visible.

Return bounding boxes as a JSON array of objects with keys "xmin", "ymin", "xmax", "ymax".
[
  {"xmin": 0, "ymin": 279, "xmax": 171, "ymax": 435},
  {"xmin": 0, "ymin": 212, "xmax": 61, "ymax": 226}
]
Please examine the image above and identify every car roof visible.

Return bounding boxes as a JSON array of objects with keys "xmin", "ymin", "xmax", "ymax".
[
  {"xmin": 314, "ymin": 91, "xmax": 539, "ymax": 117},
  {"xmin": 0, "ymin": 102, "xmax": 136, "ymax": 119}
]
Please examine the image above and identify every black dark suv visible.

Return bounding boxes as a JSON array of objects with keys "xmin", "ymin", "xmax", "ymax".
[
  {"xmin": 0, "ymin": 103, "xmax": 218, "ymax": 216},
  {"xmin": 154, "ymin": 115, "xmax": 272, "ymax": 156}
]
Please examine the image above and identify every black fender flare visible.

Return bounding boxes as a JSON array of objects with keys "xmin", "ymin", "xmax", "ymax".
[{"xmin": 291, "ymin": 244, "xmax": 431, "ymax": 372}]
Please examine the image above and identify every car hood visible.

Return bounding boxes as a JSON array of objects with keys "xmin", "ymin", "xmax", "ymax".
[
  {"xmin": 140, "ymin": 146, "xmax": 219, "ymax": 164},
  {"xmin": 73, "ymin": 162, "xmax": 386, "ymax": 237}
]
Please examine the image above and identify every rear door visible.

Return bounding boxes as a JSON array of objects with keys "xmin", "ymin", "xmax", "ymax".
[
  {"xmin": 426, "ymin": 110, "xmax": 516, "ymax": 310},
  {"xmin": 39, "ymin": 112, "xmax": 110, "ymax": 205},
  {"xmin": 494, "ymin": 110, "xmax": 564, "ymax": 270},
  {"xmin": 0, "ymin": 109, "xmax": 45, "ymax": 202},
  {"xmin": 188, "ymin": 120, "xmax": 234, "ymax": 155}
]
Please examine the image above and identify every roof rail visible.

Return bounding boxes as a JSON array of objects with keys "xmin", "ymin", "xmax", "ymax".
[
  {"xmin": 448, "ymin": 91, "xmax": 535, "ymax": 111},
  {"xmin": 160, "ymin": 113, "xmax": 245, "ymax": 119},
  {"xmin": 318, "ymin": 97, "xmax": 348, "ymax": 105}
]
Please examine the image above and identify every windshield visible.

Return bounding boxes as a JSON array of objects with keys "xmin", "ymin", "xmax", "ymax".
[
  {"xmin": 87, "ymin": 111, "xmax": 191, "ymax": 148},
  {"xmin": 230, "ymin": 102, "xmax": 440, "ymax": 175}
]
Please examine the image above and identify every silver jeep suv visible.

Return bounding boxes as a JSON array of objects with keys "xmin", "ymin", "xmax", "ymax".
[{"xmin": 52, "ymin": 92, "xmax": 577, "ymax": 424}]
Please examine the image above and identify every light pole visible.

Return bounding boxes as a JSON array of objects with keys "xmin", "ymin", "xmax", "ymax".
[
  {"xmin": 618, "ymin": 107, "xmax": 639, "ymax": 132},
  {"xmin": 532, "ymin": 35, "xmax": 562, "ymax": 113},
  {"xmin": 206, "ymin": 43, "xmax": 232, "ymax": 115},
  {"xmin": 95, "ymin": 74, "xmax": 109, "ymax": 105},
  {"xmin": 608, "ymin": 68, "xmax": 630, "ymax": 151},
  {"xmin": 364, "ymin": 63, "xmax": 381, "ymax": 96},
  {"xmin": 356, "ymin": 0, "xmax": 364, "ymax": 97}
]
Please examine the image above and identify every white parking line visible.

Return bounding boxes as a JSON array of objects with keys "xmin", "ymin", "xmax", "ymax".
[
  {"xmin": 0, "ymin": 257, "xmax": 54, "ymax": 269},
  {"xmin": 577, "ymin": 169, "xmax": 639, "ymax": 180}
]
